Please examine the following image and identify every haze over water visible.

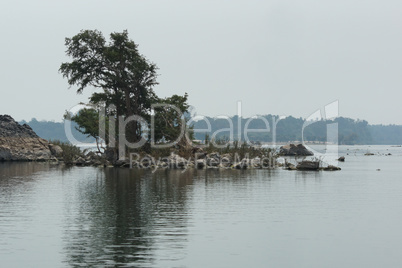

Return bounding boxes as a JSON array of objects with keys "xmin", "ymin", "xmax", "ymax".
[{"xmin": 1, "ymin": 145, "xmax": 402, "ymax": 267}]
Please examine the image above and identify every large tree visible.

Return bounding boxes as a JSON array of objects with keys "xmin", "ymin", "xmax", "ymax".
[
  {"xmin": 60, "ymin": 30, "xmax": 193, "ymax": 157},
  {"xmin": 59, "ymin": 30, "xmax": 158, "ymax": 143}
]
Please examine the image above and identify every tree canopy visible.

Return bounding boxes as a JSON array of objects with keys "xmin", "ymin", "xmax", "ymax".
[{"xmin": 60, "ymin": 30, "xmax": 158, "ymax": 142}]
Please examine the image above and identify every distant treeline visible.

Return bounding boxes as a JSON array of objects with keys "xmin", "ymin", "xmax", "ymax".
[
  {"xmin": 22, "ymin": 116, "xmax": 402, "ymax": 145},
  {"xmin": 192, "ymin": 115, "xmax": 402, "ymax": 145},
  {"xmin": 20, "ymin": 118, "xmax": 94, "ymax": 143}
]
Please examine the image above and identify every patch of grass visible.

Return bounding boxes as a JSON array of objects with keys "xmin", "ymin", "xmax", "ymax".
[{"xmin": 203, "ymin": 139, "xmax": 275, "ymax": 159}]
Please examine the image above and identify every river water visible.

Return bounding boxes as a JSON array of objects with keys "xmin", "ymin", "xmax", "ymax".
[{"xmin": 0, "ymin": 145, "xmax": 402, "ymax": 267}]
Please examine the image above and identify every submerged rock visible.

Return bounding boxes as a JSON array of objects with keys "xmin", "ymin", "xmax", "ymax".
[
  {"xmin": 296, "ymin": 160, "xmax": 319, "ymax": 170},
  {"xmin": 322, "ymin": 165, "xmax": 341, "ymax": 171},
  {"xmin": 338, "ymin": 156, "xmax": 345, "ymax": 162}
]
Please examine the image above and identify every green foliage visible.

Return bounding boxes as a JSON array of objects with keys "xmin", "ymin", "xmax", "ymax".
[
  {"xmin": 203, "ymin": 139, "xmax": 275, "ymax": 159},
  {"xmin": 204, "ymin": 133, "xmax": 210, "ymax": 145},
  {"xmin": 68, "ymin": 108, "xmax": 99, "ymax": 138},
  {"xmin": 152, "ymin": 93, "xmax": 192, "ymax": 143},
  {"xmin": 60, "ymin": 29, "xmax": 158, "ymax": 142},
  {"xmin": 50, "ymin": 140, "xmax": 83, "ymax": 165},
  {"xmin": 369, "ymin": 124, "xmax": 402, "ymax": 145},
  {"xmin": 65, "ymin": 108, "xmax": 107, "ymax": 153}
]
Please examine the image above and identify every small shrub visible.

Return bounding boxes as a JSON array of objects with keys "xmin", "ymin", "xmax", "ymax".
[{"xmin": 49, "ymin": 140, "xmax": 83, "ymax": 165}]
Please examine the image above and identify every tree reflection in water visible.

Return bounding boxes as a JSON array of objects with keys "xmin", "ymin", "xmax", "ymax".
[{"xmin": 62, "ymin": 167, "xmax": 193, "ymax": 267}]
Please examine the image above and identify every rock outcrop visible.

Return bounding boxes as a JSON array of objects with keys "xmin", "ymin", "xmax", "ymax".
[
  {"xmin": 0, "ymin": 115, "xmax": 61, "ymax": 161},
  {"xmin": 279, "ymin": 144, "xmax": 313, "ymax": 156},
  {"xmin": 296, "ymin": 160, "xmax": 319, "ymax": 170}
]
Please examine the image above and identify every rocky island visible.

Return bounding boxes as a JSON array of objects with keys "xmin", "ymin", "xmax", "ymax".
[{"xmin": 0, "ymin": 114, "xmax": 340, "ymax": 171}]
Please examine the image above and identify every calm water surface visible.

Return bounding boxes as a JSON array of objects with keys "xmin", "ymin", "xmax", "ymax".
[{"xmin": 1, "ymin": 145, "xmax": 402, "ymax": 267}]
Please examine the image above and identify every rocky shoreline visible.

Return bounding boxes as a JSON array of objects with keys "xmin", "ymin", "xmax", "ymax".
[
  {"xmin": 58, "ymin": 151, "xmax": 341, "ymax": 171},
  {"xmin": 0, "ymin": 115, "xmax": 62, "ymax": 161}
]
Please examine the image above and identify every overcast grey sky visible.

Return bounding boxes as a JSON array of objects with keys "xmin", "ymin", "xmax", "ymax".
[{"xmin": 1, "ymin": 0, "xmax": 401, "ymax": 124}]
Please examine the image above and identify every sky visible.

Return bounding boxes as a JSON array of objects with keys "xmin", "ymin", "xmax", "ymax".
[{"xmin": 1, "ymin": 0, "xmax": 402, "ymax": 125}]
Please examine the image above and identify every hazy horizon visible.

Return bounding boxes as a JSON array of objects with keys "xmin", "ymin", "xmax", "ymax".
[
  {"xmin": 1, "ymin": 0, "xmax": 402, "ymax": 125},
  {"xmin": 15, "ymin": 113, "xmax": 401, "ymax": 127}
]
